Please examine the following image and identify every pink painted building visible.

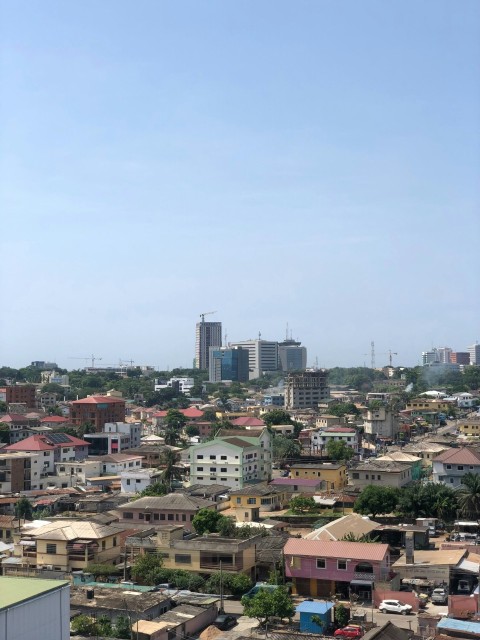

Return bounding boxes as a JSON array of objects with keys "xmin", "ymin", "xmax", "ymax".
[{"xmin": 284, "ymin": 538, "xmax": 392, "ymax": 600}]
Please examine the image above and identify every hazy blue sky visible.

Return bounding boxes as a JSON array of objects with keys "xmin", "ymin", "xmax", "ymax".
[{"xmin": 1, "ymin": 1, "xmax": 479, "ymax": 370}]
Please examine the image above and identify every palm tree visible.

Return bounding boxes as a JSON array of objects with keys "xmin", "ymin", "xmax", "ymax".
[
  {"xmin": 456, "ymin": 473, "xmax": 480, "ymax": 519},
  {"xmin": 158, "ymin": 448, "xmax": 182, "ymax": 489}
]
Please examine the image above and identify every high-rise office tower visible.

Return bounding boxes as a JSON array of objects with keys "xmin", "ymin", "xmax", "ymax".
[
  {"xmin": 278, "ymin": 338, "xmax": 307, "ymax": 371},
  {"xmin": 209, "ymin": 347, "xmax": 249, "ymax": 383},
  {"xmin": 468, "ymin": 343, "xmax": 480, "ymax": 366},
  {"xmin": 229, "ymin": 339, "xmax": 279, "ymax": 380},
  {"xmin": 195, "ymin": 321, "xmax": 222, "ymax": 370}
]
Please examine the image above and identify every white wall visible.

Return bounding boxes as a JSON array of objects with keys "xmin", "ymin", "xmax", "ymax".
[{"xmin": 0, "ymin": 583, "xmax": 70, "ymax": 640}]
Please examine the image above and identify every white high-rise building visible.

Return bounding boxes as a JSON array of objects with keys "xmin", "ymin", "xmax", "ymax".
[
  {"xmin": 195, "ymin": 321, "xmax": 222, "ymax": 370},
  {"xmin": 436, "ymin": 347, "xmax": 452, "ymax": 364},
  {"xmin": 468, "ymin": 343, "xmax": 480, "ymax": 366},
  {"xmin": 229, "ymin": 339, "xmax": 279, "ymax": 380}
]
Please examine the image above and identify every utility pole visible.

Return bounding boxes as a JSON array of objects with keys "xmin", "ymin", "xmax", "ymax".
[{"xmin": 371, "ymin": 342, "xmax": 375, "ymax": 369}]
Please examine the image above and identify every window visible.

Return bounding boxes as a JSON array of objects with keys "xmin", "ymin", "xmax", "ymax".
[
  {"xmin": 221, "ymin": 478, "xmax": 227, "ymax": 481},
  {"xmin": 457, "ymin": 466, "xmax": 464, "ymax": 471},
  {"xmin": 221, "ymin": 468, "xmax": 227, "ymax": 473},
  {"xmin": 446, "ymin": 465, "xmax": 452, "ymax": 470},
  {"xmin": 210, "ymin": 467, "xmax": 216, "ymax": 472},
  {"xmin": 126, "ymin": 479, "xmax": 131, "ymax": 485},
  {"xmin": 221, "ymin": 455, "xmax": 227, "ymax": 460},
  {"xmin": 337, "ymin": 560, "xmax": 347, "ymax": 570},
  {"xmin": 236, "ymin": 498, "xmax": 241, "ymax": 504},
  {"xmin": 352, "ymin": 473, "xmax": 359, "ymax": 479},
  {"xmin": 197, "ymin": 467, "xmax": 203, "ymax": 472},
  {"xmin": 210, "ymin": 455, "xmax": 216, "ymax": 460},
  {"xmin": 316, "ymin": 558, "xmax": 326, "ymax": 569},
  {"xmin": 46, "ymin": 543, "xmax": 57, "ymax": 554},
  {"xmin": 247, "ymin": 498, "xmax": 256, "ymax": 505},
  {"xmin": 123, "ymin": 512, "xmax": 133, "ymax": 519},
  {"xmin": 182, "ymin": 514, "xmax": 186, "ymax": 521},
  {"xmin": 153, "ymin": 514, "xmax": 159, "ymax": 521},
  {"xmin": 175, "ymin": 554, "xmax": 191, "ymax": 564},
  {"xmin": 160, "ymin": 514, "xmax": 165, "ymax": 520},
  {"xmin": 168, "ymin": 514, "xmax": 174, "ymax": 521},
  {"xmin": 197, "ymin": 455, "xmax": 204, "ymax": 460},
  {"xmin": 102, "ymin": 540, "xmax": 106, "ymax": 551}
]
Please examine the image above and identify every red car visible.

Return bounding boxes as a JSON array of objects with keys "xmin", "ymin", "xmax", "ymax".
[{"xmin": 334, "ymin": 626, "xmax": 363, "ymax": 638}]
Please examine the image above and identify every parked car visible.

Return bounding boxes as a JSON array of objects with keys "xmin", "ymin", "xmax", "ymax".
[
  {"xmin": 431, "ymin": 588, "xmax": 448, "ymax": 604},
  {"xmin": 214, "ymin": 615, "xmax": 237, "ymax": 630},
  {"xmin": 334, "ymin": 625, "xmax": 363, "ymax": 638},
  {"xmin": 378, "ymin": 600, "xmax": 413, "ymax": 615}
]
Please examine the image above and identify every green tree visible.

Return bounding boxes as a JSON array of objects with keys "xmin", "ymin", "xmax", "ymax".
[
  {"xmin": 341, "ymin": 532, "xmax": 378, "ymax": 543},
  {"xmin": 242, "ymin": 586, "xmax": 295, "ymax": 625},
  {"xmin": 335, "ymin": 603, "xmax": 349, "ymax": 627},
  {"xmin": 185, "ymin": 424, "xmax": 200, "ymax": 437},
  {"xmin": 397, "ymin": 482, "xmax": 458, "ymax": 522},
  {"xmin": 289, "ymin": 496, "xmax": 318, "ymax": 514},
  {"xmin": 41, "ymin": 382, "xmax": 65, "ymax": 395},
  {"xmin": 272, "ymin": 435, "xmax": 301, "ymax": 462},
  {"xmin": 163, "ymin": 427, "xmax": 177, "ymax": 446},
  {"xmin": 217, "ymin": 516, "xmax": 236, "ymax": 537},
  {"xmin": 71, "ymin": 614, "xmax": 97, "ymax": 636},
  {"xmin": 354, "ymin": 486, "xmax": 399, "ymax": 518},
  {"xmin": 263, "ymin": 410, "xmax": 293, "ymax": 427},
  {"xmin": 457, "ymin": 472, "xmax": 480, "ymax": 519},
  {"xmin": 164, "ymin": 409, "xmax": 187, "ymax": 431},
  {"xmin": 329, "ymin": 402, "xmax": 360, "ymax": 418},
  {"xmin": 192, "ymin": 508, "xmax": 224, "ymax": 534},
  {"xmin": 113, "ymin": 614, "xmax": 132, "ymax": 639},
  {"xmin": 158, "ymin": 448, "xmax": 182, "ymax": 489},
  {"xmin": 15, "ymin": 496, "xmax": 33, "ymax": 521},
  {"xmin": 0, "ymin": 401, "xmax": 7, "ymax": 413},
  {"xmin": 326, "ymin": 440, "xmax": 354, "ymax": 462},
  {"xmin": 138, "ymin": 481, "xmax": 168, "ymax": 498},
  {"xmin": 131, "ymin": 553, "xmax": 164, "ymax": 585},
  {"xmin": 0, "ymin": 423, "xmax": 10, "ymax": 444},
  {"xmin": 85, "ymin": 562, "xmax": 120, "ymax": 580}
]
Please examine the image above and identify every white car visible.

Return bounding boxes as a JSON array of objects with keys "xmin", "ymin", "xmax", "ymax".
[{"xmin": 379, "ymin": 600, "xmax": 413, "ymax": 615}]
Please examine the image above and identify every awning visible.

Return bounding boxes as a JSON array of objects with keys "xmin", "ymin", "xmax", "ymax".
[{"xmin": 350, "ymin": 580, "xmax": 374, "ymax": 586}]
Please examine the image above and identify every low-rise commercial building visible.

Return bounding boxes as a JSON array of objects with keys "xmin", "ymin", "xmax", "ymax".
[{"xmin": 289, "ymin": 462, "xmax": 347, "ymax": 490}]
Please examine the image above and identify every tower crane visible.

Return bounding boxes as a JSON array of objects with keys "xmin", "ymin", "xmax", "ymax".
[
  {"xmin": 382, "ymin": 350, "xmax": 398, "ymax": 367},
  {"xmin": 68, "ymin": 354, "xmax": 102, "ymax": 368},
  {"xmin": 199, "ymin": 311, "xmax": 217, "ymax": 323}
]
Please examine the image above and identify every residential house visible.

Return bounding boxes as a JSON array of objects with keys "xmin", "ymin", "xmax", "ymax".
[
  {"xmin": 315, "ymin": 415, "xmax": 345, "ymax": 429},
  {"xmin": 38, "ymin": 393, "xmax": 59, "ymax": 410},
  {"xmin": 0, "ymin": 413, "xmax": 37, "ymax": 443},
  {"xmin": 5, "ymin": 433, "xmax": 90, "ymax": 474},
  {"xmin": 126, "ymin": 526, "xmax": 260, "ymax": 578},
  {"xmin": 134, "ymin": 603, "xmax": 218, "ymax": 640},
  {"xmin": 363, "ymin": 407, "xmax": 399, "ymax": 441},
  {"xmin": 269, "ymin": 477, "xmax": 323, "ymax": 494},
  {"xmin": 304, "ymin": 513, "xmax": 381, "ymax": 542},
  {"xmin": 122, "ymin": 444, "xmax": 179, "ymax": 468},
  {"xmin": 95, "ymin": 453, "xmax": 144, "ymax": 474},
  {"xmin": 284, "ymin": 538, "xmax": 391, "ymax": 599},
  {"xmin": 458, "ymin": 417, "xmax": 480, "ymax": 437},
  {"xmin": 14, "ymin": 519, "xmax": 125, "ymax": 571},
  {"xmin": 69, "ymin": 396, "xmax": 126, "ymax": 432},
  {"xmin": 402, "ymin": 440, "xmax": 450, "ymax": 468},
  {"xmin": 406, "ymin": 398, "xmax": 452, "ymax": 415},
  {"xmin": 84, "ymin": 421, "xmax": 142, "ymax": 455},
  {"xmin": 289, "ymin": 462, "xmax": 347, "ymax": 490},
  {"xmin": 120, "ymin": 467, "xmax": 164, "ymax": 493},
  {"xmin": 116, "ymin": 494, "xmax": 217, "ymax": 530},
  {"xmin": 0, "ymin": 515, "xmax": 18, "ymax": 542},
  {"xmin": 376, "ymin": 451, "xmax": 423, "ymax": 480},
  {"xmin": 348, "ymin": 459, "xmax": 413, "ymax": 489},
  {"xmin": 0, "ymin": 451, "xmax": 43, "ymax": 492},
  {"xmin": 229, "ymin": 484, "xmax": 288, "ymax": 522},
  {"xmin": 432, "ymin": 447, "xmax": 480, "ymax": 487},
  {"xmin": 188, "ymin": 430, "xmax": 272, "ymax": 489},
  {"xmin": 269, "ymin": 424, "xmax": 295, "ymax": 436},
  {"xmin": 70, "ymin": 586, "xmax": 171, "ymax": 624},
  {"xmin": 230, "ymin": 417, "xmax": 266, "ymax": 428},
  {"xmin": 153, "ymin": 407, "xmax": 204, "ymax": 428},
  {"xmin": 39, "ymin": 416, "xmax": 69, "ymax": 428},
  {"xmin": 303, "ymin": 427, "xmax": 359, "ymax": 455}
]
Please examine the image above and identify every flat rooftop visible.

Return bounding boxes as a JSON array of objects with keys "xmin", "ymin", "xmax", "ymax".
[{"xmin": 0, "ymin": 576, "xmax": 70, "ymax": 610}]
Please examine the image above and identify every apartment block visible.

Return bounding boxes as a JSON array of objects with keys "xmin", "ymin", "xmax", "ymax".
[
  {"xmin": 6, "ymin": 385, "xmax": 36, "ymax": 408},
  {"xmin": 285, "ymin": 370, "xmax": 329, "ymax": 410},
  {"xmin": 69, "ymin": 396, "xmax": 126, "ymax": 431}
]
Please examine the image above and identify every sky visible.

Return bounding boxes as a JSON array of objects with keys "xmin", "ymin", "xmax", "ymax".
[{"xmin": 1, "ymin": 1, "xmax": 479, "ymax": 371}]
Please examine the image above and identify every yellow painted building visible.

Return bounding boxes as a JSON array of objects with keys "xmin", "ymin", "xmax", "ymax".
[
  {"xmin": 15, "ymin": 519, "xmax": 124, "ymax": 571},
  {"xmin": 290, "ymin": 462, "xmax": 347, "ymax": 489},
  {"xmin": 458, "ymin": 418, "xmax": 480, "ymax": 437},
  {"xmin": 406, "ymin": 399, "xmax": 451, "ymax": 412},
  {"xmin": 229, "ymin": 483, "xmax": 288, "ymax": 521},
  {"xmin": 127, "ymin": 526, "xmax": 260, "ymax": 578}
]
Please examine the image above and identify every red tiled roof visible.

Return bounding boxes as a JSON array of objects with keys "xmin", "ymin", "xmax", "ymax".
[
  {"xmin": 284, "ymin": 538, "xmax": 389, "ymax": 561},
  {"xmin": 0, "ymin": 414, "xmax": 30, "ymax": 422},
  {"xmin": 40, "ymin": 416, "xmax": 68, "ymax": 423},
  {"xmin": 232, "ymin": 417, "xmax": 265, "ymax": 427},
  {"xmin": 154, "ymin": 408, "xmax": 204, "ymax": 418},
  {"xmin": 5, "ymin": 433, "xmax": 90, "ymax": 451},
  {"xmin": 72, "ymin": 396, "xmax": 125, "ymax": 405},
  {"xmin": 433, "ymin": 447, "xmax": 480, "ymax": 465}
]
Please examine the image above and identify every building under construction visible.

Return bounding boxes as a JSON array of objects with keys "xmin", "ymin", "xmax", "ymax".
[{"xmin": 285, "ymin": 369, "xmax": 329, "ymax": 410}]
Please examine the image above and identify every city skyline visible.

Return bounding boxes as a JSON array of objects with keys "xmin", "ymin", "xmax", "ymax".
[{"xmin": 1, "ymin": 1, "xmax": 479, "ymax": 370}]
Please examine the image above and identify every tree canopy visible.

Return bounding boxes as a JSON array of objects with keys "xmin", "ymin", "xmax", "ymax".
[
  {"xmin": 457, "ymin": 473, "xmax": 480, "ymax": 519},
  {"xmin": 242, "ymin": 586, "xmax": 295, "ymax": 625},
  {"xmin": 289, "ymin": 496, "xmax": 318, "ymax": 514},
  {"xmin": 326, "ymin": 440, "xmax": 354, "ymax": 461},
  {"xmin": 354, "ymin": 485, "xmax": 399, "ymax": 518}
]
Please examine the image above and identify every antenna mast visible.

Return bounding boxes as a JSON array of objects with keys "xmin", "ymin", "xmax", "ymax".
[{"xmin": 371, "ymin": 341, "xmax": 375, "ymax": 369}]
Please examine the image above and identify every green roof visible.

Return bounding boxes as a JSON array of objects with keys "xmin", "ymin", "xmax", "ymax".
[{"xmin": 0, "ymin": 576, "xmax": 70, "ymax": 610}]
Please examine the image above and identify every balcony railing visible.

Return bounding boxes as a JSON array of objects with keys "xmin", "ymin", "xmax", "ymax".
[
  {"xmin": 353, "ymin": 571, "xmax": 375, "ymax": 581},
  {"xmin": 199, "ymin": 560, "xmax": 243, "ymax": 571}
]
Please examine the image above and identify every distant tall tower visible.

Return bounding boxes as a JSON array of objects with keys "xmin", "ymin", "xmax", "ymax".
[{"xmin": 195, "ymin": 321, "xmax": 222, "ymax": 370}]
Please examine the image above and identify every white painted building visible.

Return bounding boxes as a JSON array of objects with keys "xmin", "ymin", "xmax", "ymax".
[
  {"xmin": 307, "ymin": 426, "xmax": 359, "ymax": 453},
  {"xmin": 228, "ymin": 339, "xmax": 279, "ymax": 380},
  {"xmin": 188, "ymin": 432, "xmax": 272, "ymax": 489},
  {"xmin": 0, "ymin": 576, "xmax": 70, "ymax": 640},
  {"xmin": 120, "ymin": 467, "xmax": 163, "ymax": 493},
  {"xmin": 154, "ymin": 377, "xmax": 195, "ymax": 395}
]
